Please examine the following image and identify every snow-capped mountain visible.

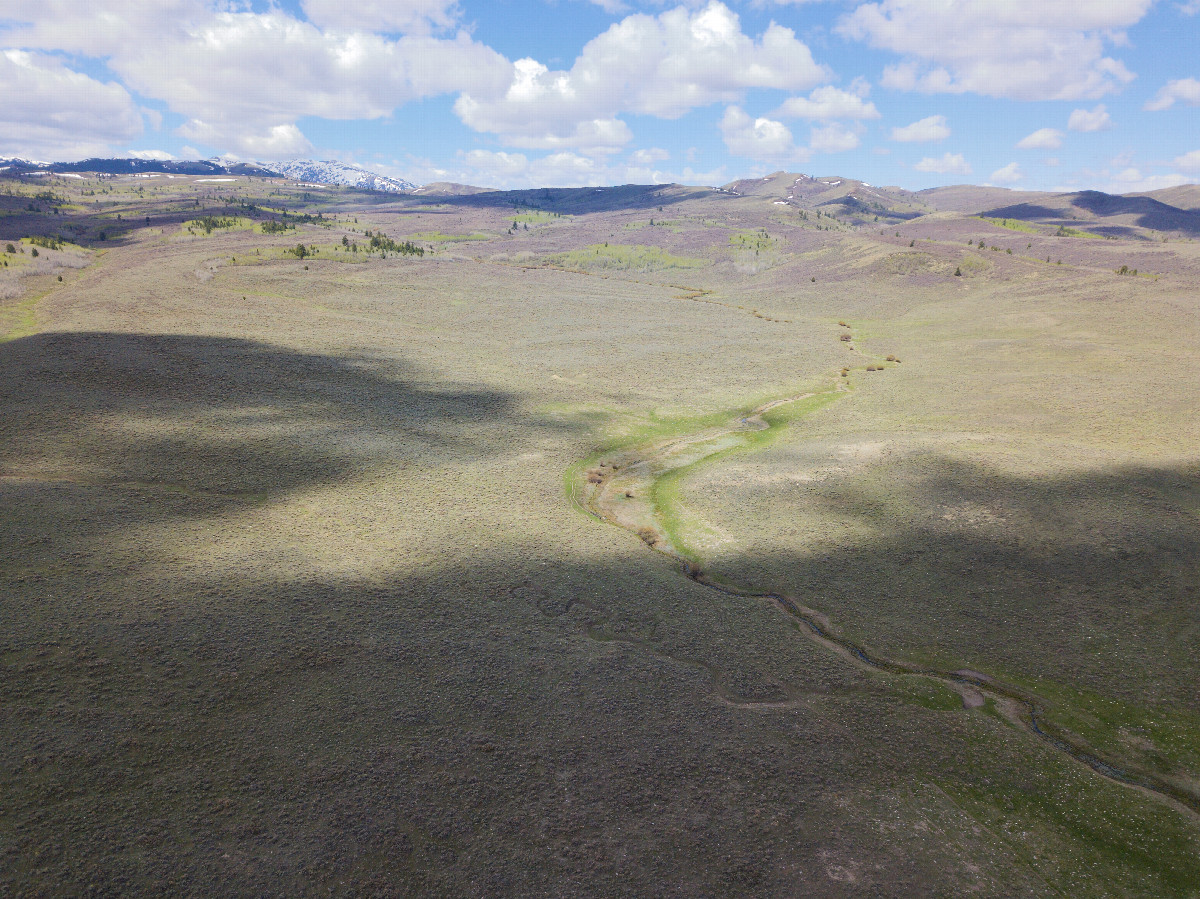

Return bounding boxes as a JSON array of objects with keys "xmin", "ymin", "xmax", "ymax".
[
  {"xmin": 259, "ymin": 160, "xmax": 416, "ymax": 192},
  {"xmin": 0, "ymin": 156, "xmax": 416, "ymax": 192}
]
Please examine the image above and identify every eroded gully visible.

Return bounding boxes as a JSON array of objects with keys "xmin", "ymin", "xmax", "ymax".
[{"xmin": 570, "ymin": 387, "xmax": 1200, "ymax": 819}]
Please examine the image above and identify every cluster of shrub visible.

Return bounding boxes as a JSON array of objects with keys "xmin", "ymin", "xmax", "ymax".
[
  {"xmin": 365, "ymin": 231, "xmax": 424, "ymax": 256},
  {"xmin": 191, "ymin": 215, "xmax": 239, "ymax": 235}
]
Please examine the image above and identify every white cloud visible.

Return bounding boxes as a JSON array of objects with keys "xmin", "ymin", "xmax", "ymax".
[
  {"xmin": 139, "ymin": 106, "xmax": 163, "ymax": 131},
  {"xmin": 720, "ymin": 106, "xmax": 802, "ymax": 160},
  {"xmin": 809, "ymin": 121, "xmax": 862, "ymax": 154},
  {"xmin": 301, "ymin": 0, "xmax": 460, "ymax": 35},
  {"xmin": 890, "ymin": 114, "xmax": 949, "ymax": 142},
  {"xmin": 1068, "ymin": 104, "xmax": 1113, "ymax": 132},
  {"xmin": 1180, "ymin": 0, "xmax": 1200, "ymax": 14},
  {"xmin": 839, "ymin": 0, "xmax": 1148, "ymax": 100},
  {"xmin": 408, "ymin": 148, "xmax": 722, "ymax": 190},
  {"xmin": 1145, "ymin": 77, "xmax": 1200, "ymax": 111},
  {"xmin": 630, "ymin": 147, "xmax": 670, "ymax": 164},
  {"xmin": 2, "ymin": 6, "xmax": 511, "ymax": 160},
  {"xmin": 454, "ymin": 2, "xmax": 827, "ymax": 150},
  {"xmin": 1174, "ymin": 150, "xmax": 1200, "ymax": 171},
  {"xmin": 774, "ymin": 84, "xmax": 880, "ymax": 120},
  {"xmin": 913, "ymin": 152, "xmax": 971, "ymax": 175},
  {"xmin": 1016, "ymin": 127, "xmax": 1063, "ymax": 149},
  {"xmin": 127, "ymin": 149, "xmax": 175, "ymax": 161},
  {"xmin": 0, "ymin": 50, "xmax": 143, "ymax": 160},
  {"xmin": 182, "ymin": 122, "xmax": 314, "ymax": 159},
  {"xmin": 0, "ymin": 1, "xmax": 207, "ymax": 59},
  {"xmin": 1105, "ymin": 167, "xmax": 1191, "ymax": 192},
  {"xmin": 989, "ymin": 162, "xmax": 1022, "ymax": 184}
]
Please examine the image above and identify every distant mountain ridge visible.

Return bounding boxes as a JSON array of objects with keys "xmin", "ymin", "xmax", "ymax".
[
  {"xmin": 260, "ymin": 160, "xmax": 416, "ymax": 192},
  {"xmin": 3, "ymin": 158, "xmax": 1197, "ymax": 233},
  {"xmin": 0, "ymin": 156, "xmax": 415, "ymax": 192}
]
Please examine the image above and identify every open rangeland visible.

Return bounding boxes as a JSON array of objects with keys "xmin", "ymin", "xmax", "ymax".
[{"xmin": 2, "ymin": 172, "xmax": 1198, "ymax": 896}]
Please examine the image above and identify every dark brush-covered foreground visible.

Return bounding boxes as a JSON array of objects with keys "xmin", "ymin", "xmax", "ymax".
[{"xmin": 1, "ymin": 171, "xmax": 1198, "ymax": 896}]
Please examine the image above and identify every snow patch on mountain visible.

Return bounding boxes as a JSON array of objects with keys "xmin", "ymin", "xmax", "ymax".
[{"xmin": 261, "ymin": 160, "xmax": 415, "ymax": 193}]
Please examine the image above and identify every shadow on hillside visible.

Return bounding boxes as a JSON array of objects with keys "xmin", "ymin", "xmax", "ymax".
[
  {"xmin": 3, "ymin": 395, "xmax": 1200, "ymax": 895},
  {"xmin": 434, "ymin": 183, "xmax": 718, "ymax": 215},
  {"xmin": 0, "ymin": 331, "xmax": 554, "ymax": 524},
  {"xmin": 719, "ymin": 454, "xmax": 1200, "ymax": 707},
  {"xmin": 983, "ymin": 192, "xmax": 1200, "ymax": 237}
]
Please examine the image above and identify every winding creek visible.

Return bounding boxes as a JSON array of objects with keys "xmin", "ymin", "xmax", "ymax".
[{"xmin": 570, "ymin": 387, "xmax": 1200, "ymax": 820}]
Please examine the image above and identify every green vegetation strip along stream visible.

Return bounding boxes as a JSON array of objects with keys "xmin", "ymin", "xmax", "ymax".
[{"xmin": 570, "ymin": 382, "xmax": 1200, "ymax": 820}]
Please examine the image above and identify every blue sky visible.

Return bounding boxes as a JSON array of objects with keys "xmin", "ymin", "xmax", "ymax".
[{"xmin": 3, "ymin": 0, "xmax": 1199, "ymax": 191}]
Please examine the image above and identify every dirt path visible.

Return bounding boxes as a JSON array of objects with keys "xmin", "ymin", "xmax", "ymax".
[{"xmin": 571, "ymin": 387, "xmax": 1200, "ymax": 820}]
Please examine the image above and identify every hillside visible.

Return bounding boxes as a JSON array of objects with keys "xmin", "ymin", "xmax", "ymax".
[{"xmin": 1, "ymin": 166, "xmax": 1199, "ymax": 898}]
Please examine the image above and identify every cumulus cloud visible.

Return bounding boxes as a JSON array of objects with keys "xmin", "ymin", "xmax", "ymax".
[
  {"xmin": 630, "ymin": 147, "xmax": 670, "ymax": 164},
  {"xmin": 455, "ymin": 2, "xmax": 828, "ymax": 151},
  {"xmin": 415, "ymin": 148, "xmax": 721, "ymax": 190},
  {"xmin": 127, "ymin": 149, "xmax": 175, "ymax": 161},
  {"xmin": 1174, "ymin": 150, "xmax": 1200, "ymax": 171},
  {"xmin": 1016, "ymin": 127, "xmax": 1063, "ymax": 149},
  {"xmin": 913, "ymin": 152, "xmax": 971, "ymax": 175},
  {"xmin": 301, "ymin": 0, "xmax": 460, "ymax": 35},
  {"xmin": 0, "ymin": 1, "xmax": 206, "ymax": 59},
  {"xmin": 719, "ymin": 106, "xmax": 802, "ymax": 160},
  {"xmin": 890, "ymin": 114, "xmax": 949, "ymax": 142},
  {"xmin": 0, "ymin": 50, "xmax": 143, "ymax": 160},
  {"xmin": 1068, "ymin": 104, "xmax": 1113, "ymax": 132},
  {"xmin": 809, "ymin": 121, "xmax": 862, "ymax": 154},
  {"xmin": 773, "ymin": 84, "xmax": 880, "ymax": 120},
  {"xmin": 181, "ymin": 121, "xmax": 314, "ymax": 158},
  {"xmin": 1105, "ymin": 167, "xmax": 1190, "ymax": 192},
  {"xmin": 0, "ymin": 0, "xmax": 831, "ymax": 162},
  {"xmin": 2, "ymin": 5, "xmax": 510, "ymax": 160},
  {"xmin": 839, "ymin": 0, "xmax": 1147, "ymax": 100},
  {"xmin": 1145, "ymin": 77, "xmax": 1200, "ymax": 111},
  {"xmin": 989, "ymin": 162, "xmax": 1022, "ymax": 184}
]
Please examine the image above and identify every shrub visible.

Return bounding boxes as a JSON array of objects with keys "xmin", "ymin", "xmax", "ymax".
[
  {"xmin": 954, "ymin": 266, "xmax": 962, "ymax": 276},
  {"xmin": 839, "ymin": 333, "xmax": 852, "ymax": 342},
  {"xmin": 886, "ymin": 355, "xmax": 896, "ymax": 362},
  {"xmin": 4, "ymin": 244, "xmax": 13, "ymax": 254},
  {"xmin": 838, "ymin": 321, "xmax": 848, "ymax": 327},
  {"xmin": 30, "ymin": 248, "xmax": 38, "ymax": 257}
]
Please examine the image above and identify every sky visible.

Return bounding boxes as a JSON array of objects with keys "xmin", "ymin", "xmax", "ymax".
[{"xmin": 2, "ymin": 0, "xmax": 1200, "ymax": 192}]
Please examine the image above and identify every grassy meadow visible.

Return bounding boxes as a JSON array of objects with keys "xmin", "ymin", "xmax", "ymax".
[{"xmin": 1, "ymin": 171, "xmax": 1198, "ymax": 896}]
